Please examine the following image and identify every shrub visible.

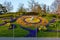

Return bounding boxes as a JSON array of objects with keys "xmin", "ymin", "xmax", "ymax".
[
  {"xmin": 58, "ymin": 15, "xmax": 60, "ymax": 19},
  {"xmin": 47, "ymin": 14, "xmax": 57, "ymax": 18}
]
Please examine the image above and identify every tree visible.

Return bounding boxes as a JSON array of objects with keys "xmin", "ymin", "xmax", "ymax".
[
  {"xmin": 35, "ymin": 3, "xmax": 42, "ymax": 13},
  {"xmin": 18, "ymin": 3, "xmax": 27, "ymax": 12},
  {"xmin": 50, "ymin": 0, "xmax": 58, "ymax": 12},
  {"xmin": 28, "ymin": 0, "xmax": 35, "ymax": 12},
  {"xmin": 0, "ymin": 4, "xmax": 2, "ymax": 8},
  {"xmin": 2, "ymin": 6, "xmax": 7, "ymax": 13},
  {"xmin": 47, "ymin": 6, "xmax": 50, "ymax": 12},
  {"xmin": 0, "ymin": 4, "xmax": 3, "ymax": 14},
  {"xmin": 0, "ymin": 4, "xmax": 3, "ymax": 11},
  {"xmin": 0, "ymin": 4, "xmax": 7, "ymax": 14},
  {"xmin": 55, "ymin": 0, "xmax": 60, "ymax": 14},
  {"xmin": 0, "ymin": 1, "xmax": 13, "ymax": 14},
  {"xmin": 3, "ymin": 1, "xmax": 13, "ymax": 12},
  {"xmin": 28, "ymin": 0, "xmax": 42, "ymax": 13},
  {"xmin": 50, "ymin": 0, "xmax": 60, "ymax": 14},
  {"xmin": 43, "ymin": 4, "xmax": 46, "ymax": 13}
]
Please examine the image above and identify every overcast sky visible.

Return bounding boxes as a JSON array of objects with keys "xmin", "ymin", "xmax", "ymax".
[{"xmin": 0, "ymin": 0, "xmax": 55, "ymax": 12}]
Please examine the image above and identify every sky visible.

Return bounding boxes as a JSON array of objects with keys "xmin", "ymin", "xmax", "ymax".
[{"xmin": 0, "ymin": 0, "xmax": 55, "ymax": 12}]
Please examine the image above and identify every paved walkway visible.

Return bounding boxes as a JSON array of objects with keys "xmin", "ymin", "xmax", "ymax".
[{"xmin": 0, "ymin": 37, "xmax": 60, "ymax": 40}]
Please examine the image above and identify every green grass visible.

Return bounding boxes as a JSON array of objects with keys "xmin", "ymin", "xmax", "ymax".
[
  {"xmin": 0, "ymin": 24, "xmax": 29, "ymax": 37},
  {"xmin": 37, "ymin": 31, "xmax": 57, "ymax": 37},
  {"xmin": 0, "ymin": 26, "xmax": 13, "ymax": 37}
]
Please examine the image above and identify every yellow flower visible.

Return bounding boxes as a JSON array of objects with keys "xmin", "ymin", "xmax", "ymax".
[
  {"xmin": 39, "ymin": 28, "xmax": 41, "ymax": 30},
  {"xmin": 5, "ymin": 23, "xmax": 11, "ymax": 27}
]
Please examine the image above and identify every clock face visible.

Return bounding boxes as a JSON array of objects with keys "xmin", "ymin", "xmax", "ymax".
[{"xmin": 16, "ymin": 15, "xmax": 48, "ymax": 27}]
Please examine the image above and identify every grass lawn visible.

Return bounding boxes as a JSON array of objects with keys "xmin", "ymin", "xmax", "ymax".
[
  {"xmin": 37, "ymin": 31, "xmax": 57, "ymax": 37},
  {"xmin": 0, "ymin": 26, "xmax": 13, "ymax": 37},
  {"xmin": 0, "ymin": 25, "xmax": 29, "ymax": 37}
]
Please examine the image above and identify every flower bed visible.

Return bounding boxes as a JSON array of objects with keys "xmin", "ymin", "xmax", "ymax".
[{"xmin": 16, "ymin": 16, "xmax": 48, "ymax": 27}]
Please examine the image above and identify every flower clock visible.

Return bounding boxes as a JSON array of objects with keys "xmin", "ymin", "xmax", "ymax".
[{"xmin": 16, "ymin": 15, "xmax": 48, "ymax": 27}]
